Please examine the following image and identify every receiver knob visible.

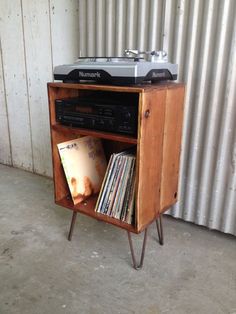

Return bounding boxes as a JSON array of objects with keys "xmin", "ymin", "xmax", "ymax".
[{"xmin": 124, "ymin": 112, "xmax": 131, "ymax": 119}]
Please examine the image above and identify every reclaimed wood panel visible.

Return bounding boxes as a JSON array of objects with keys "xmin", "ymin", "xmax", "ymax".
[
  {"xmin": 50, "ymin": 0, "xmax": 80, "ymax": 66},
  {"xmin": 0, "ymin": 0, "xmax": 33, "ymax": 171},
  {"xmin": 0, "ymin": 1, "xmax": 79, "ymax": 175},
  {"xmin": 22, "ymin": 0, "xmax": 53, "ymax": 176},
  {"xmin": 136, "ymin": 89, "xmax": 166, "ymax": 232},
  {"xmin": 0, "ymin": 45, "xmax": 12, "ymax": 165},
  {"xmin": 160, "ymin": 86, "xmax": 185, "ymax": 212}
]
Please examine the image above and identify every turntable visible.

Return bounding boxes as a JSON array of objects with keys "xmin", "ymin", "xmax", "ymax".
[{"xmin": 54, "ymin": 50, "xmax": 178, "ymax": 85}]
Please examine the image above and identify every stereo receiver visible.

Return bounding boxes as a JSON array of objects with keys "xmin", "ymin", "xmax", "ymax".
[{"xmin": 55, "ymin": 94, "xmax": 138, "ymax": 136}]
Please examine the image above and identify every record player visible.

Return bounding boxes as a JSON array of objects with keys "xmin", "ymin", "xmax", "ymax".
[{"xmin": 54, "ymin": 50, "xmax": 178, "ymax": 85}]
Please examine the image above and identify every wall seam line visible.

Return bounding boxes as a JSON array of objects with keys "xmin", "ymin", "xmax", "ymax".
[
  {"xmin": 20, "ymin": 0, "xmax": 34, "ymax": 172},
  {"xmin": 0, "ymin": 37, "xmax": 13, "ymax": 166},
  {"xmin": 48, "ymin": 0, "xmax": 54, "ymax": 79}
]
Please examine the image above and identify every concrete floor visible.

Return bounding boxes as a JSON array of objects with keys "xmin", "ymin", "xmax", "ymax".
[{"xmin": 0, "ymin": 164, "xmax": 236, "ymax": 314}]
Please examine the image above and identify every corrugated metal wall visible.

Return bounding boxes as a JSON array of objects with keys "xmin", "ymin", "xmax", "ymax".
[
  {"xmin": 78, "ymin": 0, "xmax": 236, "ymax": 236},
  {"xmin": 0, "ymin": 0, "xmax": 79, "ymax": 176}
]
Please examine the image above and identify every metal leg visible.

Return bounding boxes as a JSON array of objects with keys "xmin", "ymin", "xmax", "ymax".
[
  {"xmin": 68, "ymin": 211, "xmax": 77, "ymax": 241},
  {"xmin": 127, "ymin": 228, "xmax": 148, "ymax": 270},
  {"xmin": 156, "ymin": 214, "xmax": 164, "ymax": 245}
]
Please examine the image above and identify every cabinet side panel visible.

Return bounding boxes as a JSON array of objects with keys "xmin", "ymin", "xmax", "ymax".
[
  {"xmin": 48, "ymin": 86, "xmax": 79, "ymax": 201},
  {"xmin": 160, "ymin": 86, "xmax": 185, "ymax": 212},
  {"xmin": 136, "ymin": 90, "xmax": 166, "ymax": 231}
]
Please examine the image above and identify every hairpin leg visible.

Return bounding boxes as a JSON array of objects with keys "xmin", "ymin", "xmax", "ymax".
[
  {"xmin": 68, "ymin": 211, "xmax": 77, "ymax": 241},
  {"xmin": 127, "ymin": 228, "xmax": 148, "ymax": 270},
  {"xmin": 156, "ymin": 214, "xmax": 164, "ymax": 245}
]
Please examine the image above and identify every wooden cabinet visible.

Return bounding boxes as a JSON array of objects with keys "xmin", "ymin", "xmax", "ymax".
[{"xmin": 47, "ymin": 82, "xmax": 185, "ymax": 267}]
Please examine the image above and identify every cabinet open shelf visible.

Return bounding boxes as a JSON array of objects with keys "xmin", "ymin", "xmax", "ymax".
[
  {"xmin": 52, "ymin": 124, "xmax": 137, "ymax": 144},
  {"xmin": 56, "ymin": 195, "xmax": 137, "ymax": 233}
]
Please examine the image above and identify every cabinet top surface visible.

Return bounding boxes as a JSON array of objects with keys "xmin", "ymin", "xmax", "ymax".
[{"xmin": 48, "ymin": 82, "xmax": 184, "ymax": 93}]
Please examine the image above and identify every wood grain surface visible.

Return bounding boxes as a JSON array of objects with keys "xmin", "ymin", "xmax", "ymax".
[
  {"xmin": 136, "ymin": 90, "xmax": 166, "ymax": 232},
  {"xmin": 48, "ymin": 82, "xmax": 185, "ymax": 233},
  {"xmin": 160, "ymin": 86, "xmax": 185, "ymax": 212}
]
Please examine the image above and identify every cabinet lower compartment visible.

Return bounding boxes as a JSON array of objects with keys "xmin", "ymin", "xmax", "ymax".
[
  {"xmin": 53, "ymin": 128, "xmax": 138, "ymax": 231},
  {"xmin": 56, "ymin": 195, "xmax": 138, "ymax": 233}
]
